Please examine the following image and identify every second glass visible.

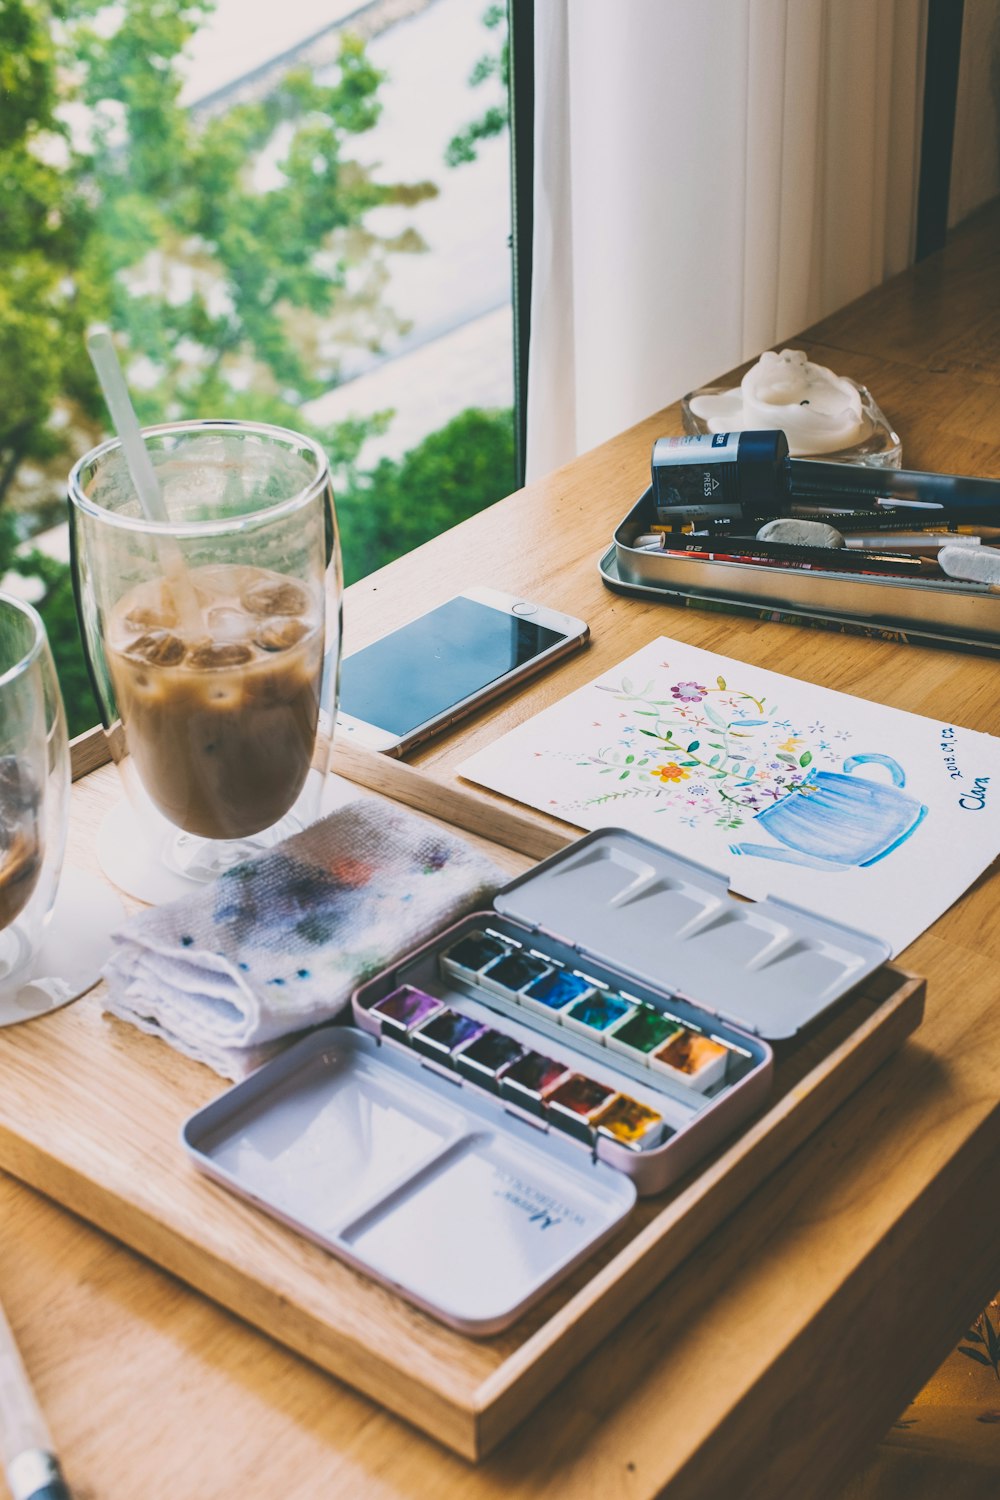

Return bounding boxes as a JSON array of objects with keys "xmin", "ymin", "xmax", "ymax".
[
  {"xmin": 0, "ymin": 592, "xmax": 69, "ymax": 992},
  {"xmin": 69, "ymin": 420, "xmax": 342, "ymax": 887}
]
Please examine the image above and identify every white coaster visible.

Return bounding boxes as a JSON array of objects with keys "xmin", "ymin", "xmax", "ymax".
[
  {"xmin": 97, "ymin": 775, "xmax": 364, "ymax": 905},
  {"xmin": 0, "ymin": 866, "xmax": 125, "ymax": 1028}
]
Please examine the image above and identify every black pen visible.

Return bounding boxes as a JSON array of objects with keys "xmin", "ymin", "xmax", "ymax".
[
  {"xmin": 651, "ymin": 430, "xmax": 1000, "ymax": 528},
  {"xmin": 0, "ymin": 1293, "xmax": 73, "ymax": 1500}
]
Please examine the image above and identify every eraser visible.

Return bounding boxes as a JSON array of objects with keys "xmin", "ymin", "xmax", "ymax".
[
  {"xmin": 756, "ymin": 519, "xmax": 845, "ymax": 547},
  {"xmin": 938, "ymin": 544, "xmax": 1000, "ymax": 586}
]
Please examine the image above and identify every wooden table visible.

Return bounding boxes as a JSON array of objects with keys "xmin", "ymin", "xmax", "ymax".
[{"xmin": 4, "ymin": 200, "xmax": 1000, "ymax": 1500}]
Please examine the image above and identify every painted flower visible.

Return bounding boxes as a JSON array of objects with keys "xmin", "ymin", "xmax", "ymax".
[
  {"xmin": 670, "ymin": 681, "xmax": 708, "ymax": 703},
  {"xmin": 650, "ymin": 762, "xmax": 689, "ymax": 783}
]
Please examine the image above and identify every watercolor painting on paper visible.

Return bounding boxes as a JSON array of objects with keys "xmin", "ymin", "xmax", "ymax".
[{"xmin": 458, "ymin": 639, "xmax": 1000, "ymax": 955}]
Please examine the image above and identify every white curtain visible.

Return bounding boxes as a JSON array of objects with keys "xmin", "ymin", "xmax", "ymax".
[{"xmin": 526, "ymin": 0, "xmax": 927, "ymax": 480}]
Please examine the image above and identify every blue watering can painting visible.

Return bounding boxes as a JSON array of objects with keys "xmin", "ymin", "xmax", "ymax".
[{"xmin": 729, "ymin": 753, "xmax": 927, "ymax": 871}]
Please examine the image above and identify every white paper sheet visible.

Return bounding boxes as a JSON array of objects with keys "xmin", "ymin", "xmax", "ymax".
[{"xmin": 459, "ymin": 639, "xmax": 1000, "ymax": 956}]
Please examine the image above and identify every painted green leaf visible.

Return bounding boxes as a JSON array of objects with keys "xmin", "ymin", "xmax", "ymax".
[
  {"xmin": 958, "ymin": 1348, "xmax": 993, "ymax": 1367},
  {"xmin": 710, "ymin": 754, "xmax": 720, "ymax": 767},
  {"xmin": 705, "ymin": 704, "xmax": 728, "ymax": 728},
  {"xmin": 681, "ymin": 760, "xmax": 699, "ymax": 768},
  {"xmin": 639, "ymin": 728, "xmax": 660, "ymax": 738},
  {"xmin": 635, "ymin": 709, "xmax": 658, "ymax": 716},
  {"xmin": 777, "ymin": 752, "xmax": 799, "ymax": 765},
  {"xmin": 716, "ymin": 676, "xmax": 726, "ymax": 689},
  {"xmin": 799, "ymin": 751, "xmax": 813, "ymax": 768},
  {"xmin": 621, "ymin": 677, "xmax": 633, "ymax": 694},
  {"xmin": 619, "ymin": 770, "xmax": 630, "ymax": 780},
  {"xmin": 965, "ymin": 1329, "xmax": 986, "ymax": 1344},
  {"xmin": 625, "ymin": 754, "xmax": 634, "ymax": 764},
  {"xmin": 686, "ymin": 740, "xmax": 700, "ymax": 752}
]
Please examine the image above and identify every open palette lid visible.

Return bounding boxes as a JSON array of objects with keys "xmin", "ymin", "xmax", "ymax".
[
  {"xmin": 183, "ymin": 1026, "xmax": 635, "ymax": 1335},
  {"xmin": 494, "ymin": 829, "xmax": 890, "ymax": 1040}
]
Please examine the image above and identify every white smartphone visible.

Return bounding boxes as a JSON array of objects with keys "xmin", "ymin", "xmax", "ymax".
[{"xmin": 336, "ymin": 586, "xmax": 589, "ymax": 756}]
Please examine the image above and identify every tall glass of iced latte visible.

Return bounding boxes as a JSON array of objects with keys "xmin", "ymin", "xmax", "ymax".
[{"xmin": 69, "ymin": 421, "xmax": 341, "ymax": 898}]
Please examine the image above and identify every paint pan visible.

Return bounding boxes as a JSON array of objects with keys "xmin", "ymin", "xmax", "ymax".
[
  {"xmin": 605, "ymin": 1005, "xmax": 684, "ymax": 1062},
  {"xmin": 454, "ymin": 1028, "xmax": 526, "ymax": 1092},
  {"xmin": 520, "ymin": 966, "xmax": 595, "ymax": 1019},
  {"xmin": 410, "ymin": 1008, "xmax": 488, "ymax": 1066},
  {"xmin": 595, "ymin": 1095, "xmax": 669, "ymax": 1152},
  {"xmin": 562, "ymin": 991, "xmax": 635, "ymax": 1043},
  {"xmin": 439, "ymin": 929, "xmax": 512, "ymax": 982},
  {"xmin": 369, "ymin": 985, "xmax": 444, "ymax": 1041},
  {"xmin": 499, "ymin": 1051, "xmax": 572, "ymax": 1118},
  {"xmin": 651, "ymin": 1029, "xmax": 729, "ymax": 1092},
  {"xmin": 547, "ymin": 1075, "xmax": 619, "ymax": 1144},
  {"xmin": 351, "ymin": 828, "xmax": 888, "ymax": 1207},
  {"xmin": 478, "ymin": 949, "xmax": 552, "ymax": 998}
]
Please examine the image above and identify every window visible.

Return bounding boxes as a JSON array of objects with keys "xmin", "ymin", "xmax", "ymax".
[{"xmin": 0, "ymin": 0, "xmax": 515, "ymax": 734}]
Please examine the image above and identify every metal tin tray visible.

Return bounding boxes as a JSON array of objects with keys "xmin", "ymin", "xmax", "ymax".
[{"xmin": 603, "ymin": 487, "xmax": 1000, "ymax": 654}]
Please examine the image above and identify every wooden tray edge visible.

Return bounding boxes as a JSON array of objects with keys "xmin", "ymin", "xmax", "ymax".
[
  {"xmin": 470, "ymin": 970, "xmax": 925, "ymax": 1458},
  {"xmin": 66, "ymin": 729, "xmax": 927, "ymax": 1462},
  {"xmin": 0, "ymin": 1121, "xmax": 482, "ymax": 1460}
]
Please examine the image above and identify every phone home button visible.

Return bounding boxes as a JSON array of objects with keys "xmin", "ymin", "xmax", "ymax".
[{"xmin": 511, "ymin": 601, "xmax": 538, "ymax": 616}]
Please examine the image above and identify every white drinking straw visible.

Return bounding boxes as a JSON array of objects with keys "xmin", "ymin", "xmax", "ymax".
[{"xmin": 85, "ymin": 326, "xmax": 204, "ymax": 634}]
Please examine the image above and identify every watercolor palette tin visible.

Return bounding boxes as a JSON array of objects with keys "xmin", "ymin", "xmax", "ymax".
[
  {"xmin": 182, "ymin": 1027, "xmax": 634, "ymax": 1335},
  {"xmin": 603, "ymin": 490, "xmax": 1000, "ymax": 654},
  {"xmin": 184, "ymin": 829, "xmax": 889, "ymax": 1334}
]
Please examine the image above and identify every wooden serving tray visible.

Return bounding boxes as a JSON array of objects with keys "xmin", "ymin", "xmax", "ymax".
[{"xmin": 0, "ymin": 732, "xmax": 925, "ymax": 1461}]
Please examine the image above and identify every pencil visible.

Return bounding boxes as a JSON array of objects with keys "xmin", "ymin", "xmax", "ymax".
[{"xmin": 0, "ymin": 1291, "xmax": 73, "ymax": 1500}]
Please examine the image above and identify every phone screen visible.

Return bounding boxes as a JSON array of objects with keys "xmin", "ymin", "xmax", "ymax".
[{"xmin": 339, "ymin": 596, "xmax": 567, "ymax": 738}]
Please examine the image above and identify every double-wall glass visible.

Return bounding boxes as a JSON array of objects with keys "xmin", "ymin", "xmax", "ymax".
[
  {"xmin": 0, "ymin": 593, "xmax": 70, "ymax": 995},
  {"xmin": 69, "ymin": 420, "xmax": 342, "ymax": 885}
]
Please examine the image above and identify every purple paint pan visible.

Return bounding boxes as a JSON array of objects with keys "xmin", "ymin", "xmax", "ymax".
[
  {"xmin": 410, "ymin": 1008, "xmax": 488, "ymax": 1066},
  {"xmin": 369, "ymin": 985, "xmax": 443, "ymax": 1041}
]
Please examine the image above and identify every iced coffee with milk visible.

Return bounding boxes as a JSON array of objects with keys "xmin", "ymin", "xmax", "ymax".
[
  {"xmin": 106, "ymin": 564, "xmax": 323, "ymax": 840},
  {"xmin": 0, "ymin": 756, "xmax": 43, "ymax": 929}
]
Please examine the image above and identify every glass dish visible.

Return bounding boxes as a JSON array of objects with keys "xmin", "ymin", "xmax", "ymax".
[{"xmin": 681, "ymin": 379, "xmax": 902, "ymax": 467}]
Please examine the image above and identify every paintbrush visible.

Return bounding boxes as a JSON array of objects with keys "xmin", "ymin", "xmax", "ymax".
[{"xmin": 0, "ymin": 1291, "xmax": 73, "ymax": 1500}]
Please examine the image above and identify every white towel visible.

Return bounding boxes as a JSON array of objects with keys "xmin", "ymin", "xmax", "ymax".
[{"xmin": 102, "ymin": 797, "xmax": 506, "ymax": 1078}]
